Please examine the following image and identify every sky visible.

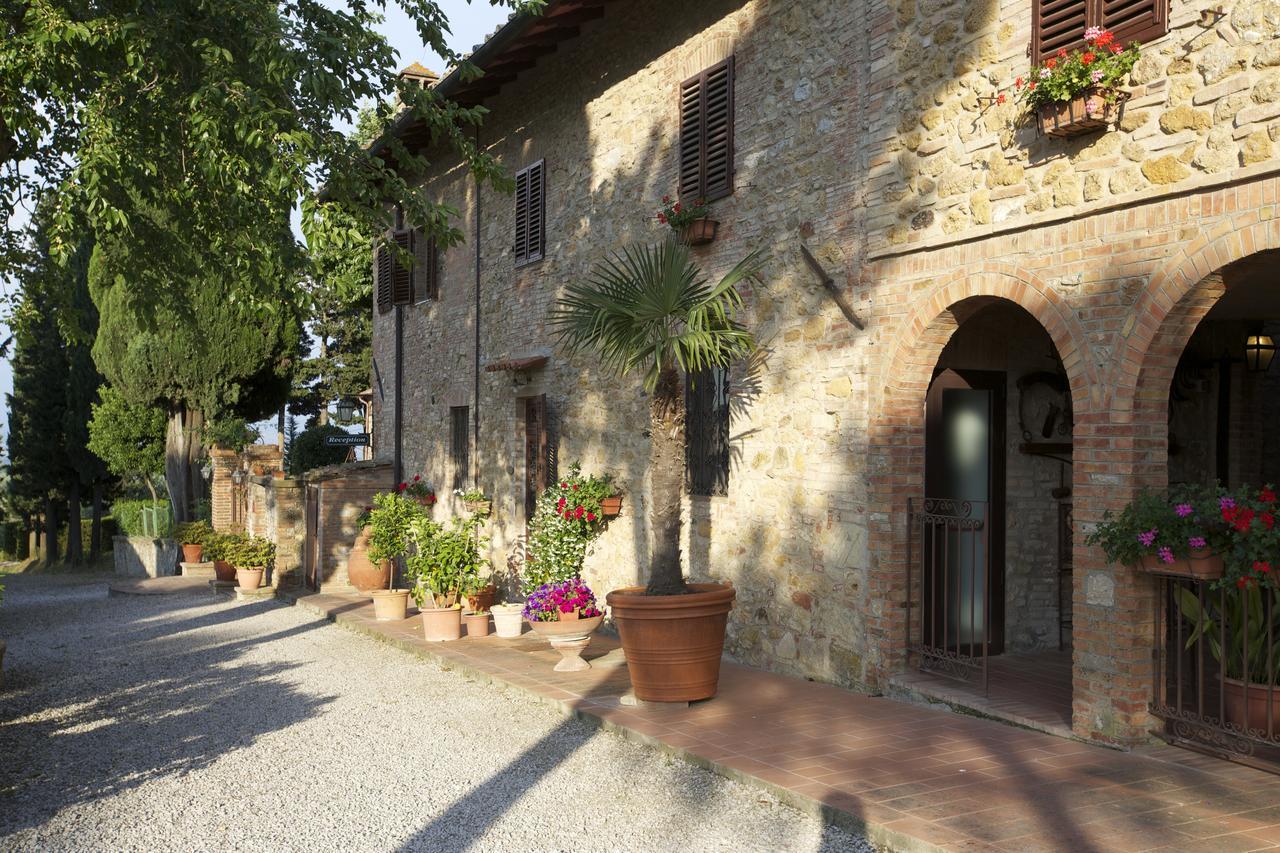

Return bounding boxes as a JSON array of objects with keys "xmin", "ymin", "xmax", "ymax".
[{"xmin": 0, "ymin": 0, "xmax": 511, "ymax": 445}]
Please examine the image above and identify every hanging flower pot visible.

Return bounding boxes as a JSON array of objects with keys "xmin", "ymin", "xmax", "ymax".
[
  {"xmin": 1137, "ymin": 549, "xmax": 1225, "ymax": 580},
  {"xmin": 1037, "ymin": 87, "xmax": 1128, "ymax": 138},
  {"xmin": 600, "ymin": 496, "xmax": 622, "ymax": 517},
  {"xmin": 680, "ymin": 218, "xmax": 719, "ymax": 246}
]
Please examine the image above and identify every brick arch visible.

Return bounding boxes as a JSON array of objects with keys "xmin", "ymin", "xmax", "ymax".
[
  {"xmin": 862, "ymin": 267, "xmax": 1095, "ymax": 686},
  {"xmin": 1110, "ymin": 217, "xmax": 1280, "ymax": 418}
]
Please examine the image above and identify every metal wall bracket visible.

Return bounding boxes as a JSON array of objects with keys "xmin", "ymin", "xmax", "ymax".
[{"xmin": 800, "ymin": 244, "xmax": 864, "ymax": 330}]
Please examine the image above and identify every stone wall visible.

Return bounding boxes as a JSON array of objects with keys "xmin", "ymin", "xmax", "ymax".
[
  {"xmin": 864, "ymin": 0, "xmax": 1280, "ymax": 252},
  {"xmin": 304, "ymin": 462, "xmax": 392, "ymax": 592},
  {"xmin": 112, "ymin": 536, "xmax": 181, "ymax": 578},
  {"xmin": 245, "ymin": 475, "xmax": 306, "ymax": 587}
]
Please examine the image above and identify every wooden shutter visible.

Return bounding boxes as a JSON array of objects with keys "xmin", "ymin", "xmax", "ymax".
[
  {"xmin": 1032, "ymin": 0, "xmax": 1087, "ymax": 61},
  {"xmin": 1103, "ymin": 0, "xmax": 1167, "ymax": 46},
  {"xmin": 678, "ymin": 57, "xmax": 735, "ymax": 203},
  {"xmin": 389, "ymin": 229, "xmax": 412, "ymax": 305},
  {"xmin": 375, "ymin": 244, "xmax": 392, "ymax": 313},
  {"xmin": 411, "ymin": 227, "xmax": 438, "ymax": 302},
  {"xmin": 514, "ymin": 160, "xmax": 545, "ymax": 267}
]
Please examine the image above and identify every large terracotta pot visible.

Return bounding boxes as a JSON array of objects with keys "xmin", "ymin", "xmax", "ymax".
[
  {"xmin": 422, "ymin": 606, "xmax": 462, "ymax": 642},
  {"xmin": 529, "ymin": 615, "xmax": 604, "ymax": 672},
  {"xmin": 1224, "ymin": 678, "xmax": 1280, "ymax": 732},
  {"xmin": 371, "ymin": 589, "xmax": 410, "ymax": 621},
  {"xmin": 236, "ymin": 567, "xmax": 264, "ymax": 590},
  {"xmin": 347, "ymin": 529, "xmax": 391, "ymax": 592},
  {"xmin": 181, "ymin": 543, "xmax": 203, "ymax": 564},
  {"xmin": 607, "ymin": 583, "xmax": 735, "ymax": 702},
  {"xmin": 214, "ymin": 560, "xmax": 236, "ymax": 582},
  {"xmin": 1138, "ymin": 549, "xmax": 1224, "ymax": 580},
  {"xmin": 466, "ymin": 583, "xmax": 496, "ymax": 613}
]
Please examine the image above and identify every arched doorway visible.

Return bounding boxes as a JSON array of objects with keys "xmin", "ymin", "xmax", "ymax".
[
  {"xmin": 1138, "ymin": 248, "xmax": 1280, "ymax": 767},
  {"xmin": 891, "ymin": 297, "xmax": 1078, "ymax": 736}
]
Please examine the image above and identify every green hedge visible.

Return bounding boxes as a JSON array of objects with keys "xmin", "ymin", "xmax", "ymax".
[
  {"xmin": 112, "ymin": 500, "xmax": 173, "ymax": 537},
  {"xmin": 56, "ymin": 517, "xmax": 119, "ymax": 555},
  {"xmin": 0, "ymin": 521, "xmax": 28, "ymax": 560}
]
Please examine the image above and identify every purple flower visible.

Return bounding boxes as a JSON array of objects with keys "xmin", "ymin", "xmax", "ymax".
[
  {"xmin": 1175, "ymin": 504, "xmax": 1193, "ymax": 518},
  {"xmin": 1188, "ymin": 536, "xmax": 1207, "ymax": 549},
  {"xmin": 1138, "ymin": 528, "xmax": 1158, "ymax": 547},
  {"xmin": 1220, "ymin": 496, "xmax": 1236, "ymax": 511},
  {"xmin": 1158, "ymin": 546, "xmax": 1175, "ymax": 564}
]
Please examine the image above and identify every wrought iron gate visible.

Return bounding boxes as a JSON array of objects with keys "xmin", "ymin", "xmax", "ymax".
[
  {"xmin": 1151, "ymin": 575, "xmax": 1280, "ymax": 773},
  {"xmin": 907, "ymin": 497, "xmax": 991, "ymax": 692}
]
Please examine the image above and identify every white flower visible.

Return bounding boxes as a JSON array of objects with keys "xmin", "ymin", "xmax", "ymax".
[{"xmin": 1039, "ymin": 67, "xmax": 1052, "ymax": 79}]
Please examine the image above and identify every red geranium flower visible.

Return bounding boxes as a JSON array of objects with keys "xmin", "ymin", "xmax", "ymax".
[
  {"xmin": 586, "ymin": 512, "xmax": 596, "ymax": 522},
  {"xmin": 1057, "ymin": 48, "xmax": 1067, "ymax": 58},
  {"xmin": 560, "ymin": 482, "xmax": 568, "ymax": 489},
  {"xmin": 397, "ymin": 482, "xmax": 407, "ymax": 491},
  {"xmin": 1262, "ymin": 487, "xmax": 1277, "ymax": 503},
  {"xmin": 1255, "ymin": 561, "xmax": 1273, "ymax": 574},
  {"xmin": 996, "ymin": 93, "xmax": 1006, "ymax": 105},
  {"xmin": 1045, "ymin": 58, "xmax": 1057, "ymax": 69},
  {"xmin": 1015, "ymin": 76, "xmax": 1023, "ymax": 89},
  {"xmin": 1263, "ymin": 512, "xmax": 1275, "ymax": 530},
  {"xmin": 1081, "ymin": 52, "xmax": 1096, "ymax": 65},
  {"xmin": 574, "ymin": 506, "xmax": 584, "ymax": 519},
  {"xmin": 557, "ymin": 497, "xmax": 566, "ymax": 510},
  {"xmin": 1109, "ymin": 43, "xmax": 1122, "ymax": 54},
  {"xmin": 657, "ymin": 213, "xmax": 667, "ymax": 224},
  {"xmin": 414, "ymin": 474, "xmax": 421, "ymax": 481},
  {"xmin": 662, "ymin": 195, "xmax": 670, "ymax": 203},
  {"xmin": 1028, "ymin": 81, "xmax": 1037, "ymax": 91}
]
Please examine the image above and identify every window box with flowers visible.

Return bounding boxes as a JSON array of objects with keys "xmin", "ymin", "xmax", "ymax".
[
  {"xmin": 1013, "ymin": 28, "xmax": 1140, "ymax": 139},
  {"xmin": 656, "ymin": 196, "xmax": 717, "ymax": 246},
  {"xmin": 1086, "ymin": 485, "xmax": 1231, "ymax": 581}
]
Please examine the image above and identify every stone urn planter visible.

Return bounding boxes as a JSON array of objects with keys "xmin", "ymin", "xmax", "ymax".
[
  {"xmin": 680, "ymin": 217, "xmax": 718, "ymax": 246},
  {"xmin": 607, "ymin": 582, "xmax": 735, "ymax": 701},
  {"xmin": 181, "ymin": 543, "xmax": 203, "ymax": 564},
  {"xmin": 492, "ymin": 604, "xmax": 524, "ymax": 638},
  {"xmin": 1137, "ymin": 549, "xmax": 1224, "ymax": 581},
  {"xmin": 347, "ymin": 529, "xmax": 391, "ymax": 592},
  {"xmin": 371, "ymin": 589, "xmax": 410, "ymax": 621},
  {"xmin": 528, "ymin": 615, "xmax": 604, "ymax": 672},
  {"xmin": 422, "ymin": 605, "xmax": 463, "ymax": 642},
  {"xmin": 463, "ymin": 612, "xmax": 491, "ymax": 637},
  {"xmin": 1037, "ymin": 87, "xmax": 1128, "ymax": 138},
  {"xmin": 236, "ymin": 567, "xmax": 265, "ymax": 590}
]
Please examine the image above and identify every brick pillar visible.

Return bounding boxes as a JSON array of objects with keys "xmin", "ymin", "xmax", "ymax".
[
  {"xmin": 270, "ymin": 477, "xmax": 305, "ymax": 588},
  {"xmin": 210, "ymin": 448, "xmax": 240, "ymax": 533}
]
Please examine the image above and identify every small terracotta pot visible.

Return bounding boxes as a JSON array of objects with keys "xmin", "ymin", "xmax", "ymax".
[
  {"xmin": 1138, "ymin": 549, "xmax": 1224, "ymax": 580},
  {"xmin": 371, "ymin": 589, "xmax": 410, "ymax": 621},
  {"xmin": 493, "ymin": 607, "xmax": 524, "ymax": 638},
  {"xmin": 463, "ymin": 612, "xmax": 491, "ymax": 637},
  {"xmin": 529, "ymin": 615, "xmax": 604, "ymax": 671},
  {"xmin": 181, "ymin": 543, "xmax": 203, "ymax": 564},
  {"xmin": 600, "ymin": 496, "xmax": 622, "ymax": 517},
  {"xmin": 680, "ymin": 218, "xmax": 719, "ymax": 246},
  {"xmin": 422, "ymin": 606, "xmax": 463, "ymax": 642},
  {"xmin": 214, "ymin": 560, "xmax": 236, "ymax": 582},
  {"xmin": 236, "ymin": 567, "xmax": 265, "ymax": 590},
  {"xmin": 607, "ymin": 582, "xmax": 735, "ymax": 702},
  {"xmin": 347, "ymin": 529, "xmax": 391, "ymax": 592},
  {"xmin": 466, "ymin": 583, "xmax": 497, "ymax": 613}
]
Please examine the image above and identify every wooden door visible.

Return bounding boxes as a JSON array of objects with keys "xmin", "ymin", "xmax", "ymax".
[{"xmin": 524, "ymin": 395, "xmax": 548, "ymax": 524}]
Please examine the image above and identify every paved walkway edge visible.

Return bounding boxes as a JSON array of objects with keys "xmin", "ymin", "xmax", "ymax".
[{"xmin": 280, "ymin": 590, "xmax": 934, "ymax": 853}]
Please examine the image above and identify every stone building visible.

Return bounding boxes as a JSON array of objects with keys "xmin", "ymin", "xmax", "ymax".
[{"xmin": 365, "ymin": 0, "xmax": 1280, "ymax": 750}]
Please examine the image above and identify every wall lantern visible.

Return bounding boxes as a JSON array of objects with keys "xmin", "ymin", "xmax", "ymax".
[
  {"xmin": 336, "ymin": 397, "xmax": 356, "ymax": 422},
  {"xmin": 231, "ymin": 468, "xmax": 245, "ymax": 487},
  {"xmin": 1245, "ymin": 332, "xmax": 1275, "ymax": 373}
]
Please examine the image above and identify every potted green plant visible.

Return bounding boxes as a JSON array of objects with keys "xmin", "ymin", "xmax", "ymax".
[
  {"xmin": 656, "ymin": 195, "xmax": 716, "ymax": 246},
  {"xmin": 552, "ymin": 239, "xmax": 764, "ymax": 702},
  {"xmin": 204, "ymin": 532, "xmax": 240, "ymax": 582},
  {"xmin": 455, "ymin": 487, "xmax": 492, "ymax": 517},
  {"xmin": 1012, "ymin": 28, "xmax": 1140, "ymax": 138},
  {"xmin": 363, "ymin": 490, "xmax": 425, "ymax": 619},
  {"xmin": 174, "ymin": 520, "xmax": 213, "ymax": 564},
  {"xmin": 523, "ymin": 578, "xmax": 605, "ymax": 671},
  {"xmin": 523, "ymin": 462, "xmax": 613, "ymax": 593},
  {"xmin": 397, "ymin": 474, "xmax": 438, "ymax": 508},
  {"xmin": 228, "ymin": 536, "xmax": 275, "ymax": 590},
  {"xmin": 1086, "ymin": 485, "xmax": 1227, "ymax": 580},
  {"xmin": 406, "ymin": 515, "xmax": 486, "ymax": 641}
]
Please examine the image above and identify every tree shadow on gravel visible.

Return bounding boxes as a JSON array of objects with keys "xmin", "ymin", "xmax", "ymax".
[{"xmin": 0, "ymin": 580, "xmax": 335, "ymax": 838}]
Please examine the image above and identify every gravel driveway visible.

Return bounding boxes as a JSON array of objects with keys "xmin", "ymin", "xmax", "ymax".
[{"xmin": 0, "ymin": 573, "xmax": 872, "ymax": 852}]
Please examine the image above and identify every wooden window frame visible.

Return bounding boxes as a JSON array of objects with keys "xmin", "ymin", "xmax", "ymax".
[
  {"xmin": 685, "ymin": 366, "xmax": 731, "ymax": 497},
  {"xmin": 678, "ymin": 56, "xmax": 735, "ymax": 204},
  {"xmin": 513, "ymin": 160, "xmax": 546, "ymax": 268},
  {"xmin": 1031, "ymin": 0, "xmax": 1168, "ymax": 63},
  {"xmin": 412, "ymin": 228, "xmax": 440, "ymax": 304}
]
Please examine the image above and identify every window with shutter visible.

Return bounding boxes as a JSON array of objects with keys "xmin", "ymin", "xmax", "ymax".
[
  {"xmin": 450, "ymin": 406, "xmax": 469, "ymax": 490},
  {"xmin": 1032, "ymin": 0, "xmax": 1166, "ymax": 62},
  {"xmin": 389, "ymin": 229, "xmax": 413, "ymax": 306},
  {"xmin": 375, "ymin": 244, "xmax": 393, "ymax": 313},
  {"xmin": 686, "ymin": 367, "xmax": 730, "ymax": 496},
  {"xmin": 513, "ymin": 160, "xmax": 545, "ymax": 267},
  {"xmin": 411, "ymin": 227, "xmax": 439, "ymax": 303},
  {"xmin": 679, "ymin": 57, "xmax": 735, "ymax": 203}
]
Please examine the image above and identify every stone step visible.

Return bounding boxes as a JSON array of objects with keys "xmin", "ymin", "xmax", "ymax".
[{"xmin": 180, "ymin": 561, "xmax": 216, "ymax": 579}]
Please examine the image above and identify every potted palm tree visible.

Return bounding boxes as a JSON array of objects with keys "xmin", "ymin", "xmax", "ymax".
[{"xmin": 551, "ymin": 238, "xmax": 764, "ymax": 702}]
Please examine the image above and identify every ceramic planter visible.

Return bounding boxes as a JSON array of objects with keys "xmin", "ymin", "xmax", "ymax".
[
  {"xmin": 466, "ymin": 583, "xmax": 497, "ymax": 614},
  {"xmin": 607, "ymin": 582, "xmax": 735, "ymax": 702},
  {"xmin": 371, "ymin": 588, "xmax": 410, "ymax": 621},
  {"xmin": 1037, "ymin": 87, "xmax": 1126, "ymax": 138},
  {"xmin": 214, "ymin": 560, "xmax": 236, "ymax": 582},
  {"xmin": 1137, "ymin": 549, "xmax": 1224, "ymax": 580},
  {"xmin": 346, "ymin": 529, "xmax": 391, "ymax": 592},
  {"xmin": 422, "ymin": 606, "xmax": 463, "ymax": 642},
  {"xmin": 680, "ymin": 218, "xmax": 718, "ymax": 246},
  {"xmin": 181, "ymin": 543, "xmax": 203, "ymax": 564},
  {"xmin": 236, "ymin": 567, "xmax": 265, "ymax": 590},
  {"xmin": 600, "ymin": 496, "xmax": 622, "ymax": 517},
  {"xmin": 463, "ymin": 611, "xmax": 491, "ymax": 637},
  {"xmin": 492, "ymin": 606, "xmax": 524, "ymax": 638},
  {"xmin": 1224, "ymin": 678, "xmax": 1280, "ymax": 732},
  {"xmin": 528, "ymin": 614, "xmax": 604, "ymax": 671}
]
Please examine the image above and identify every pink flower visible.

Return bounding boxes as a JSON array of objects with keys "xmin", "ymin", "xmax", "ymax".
[
  {"xmin": 1090, "ymin": 69, "xmax": 1105, "ymax": 83},
  {"xmin": 1084, "ymin": 25, "xmax": 1105, "ymax": 41},
  {"xmin": 1188, "ymin": 536, "xmax": 1207, "ymax": 549},
  {"xmin": 1175, "ymin": 503, "xmax": 1193, "ymax": 518},
  {"xmin": 1138, "ymin": 529, "xmax": 1158, "ymax": 547},
  {"xmin": 1158, "ymin": 546, "xmax": 1175, "ymax": 564}
]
